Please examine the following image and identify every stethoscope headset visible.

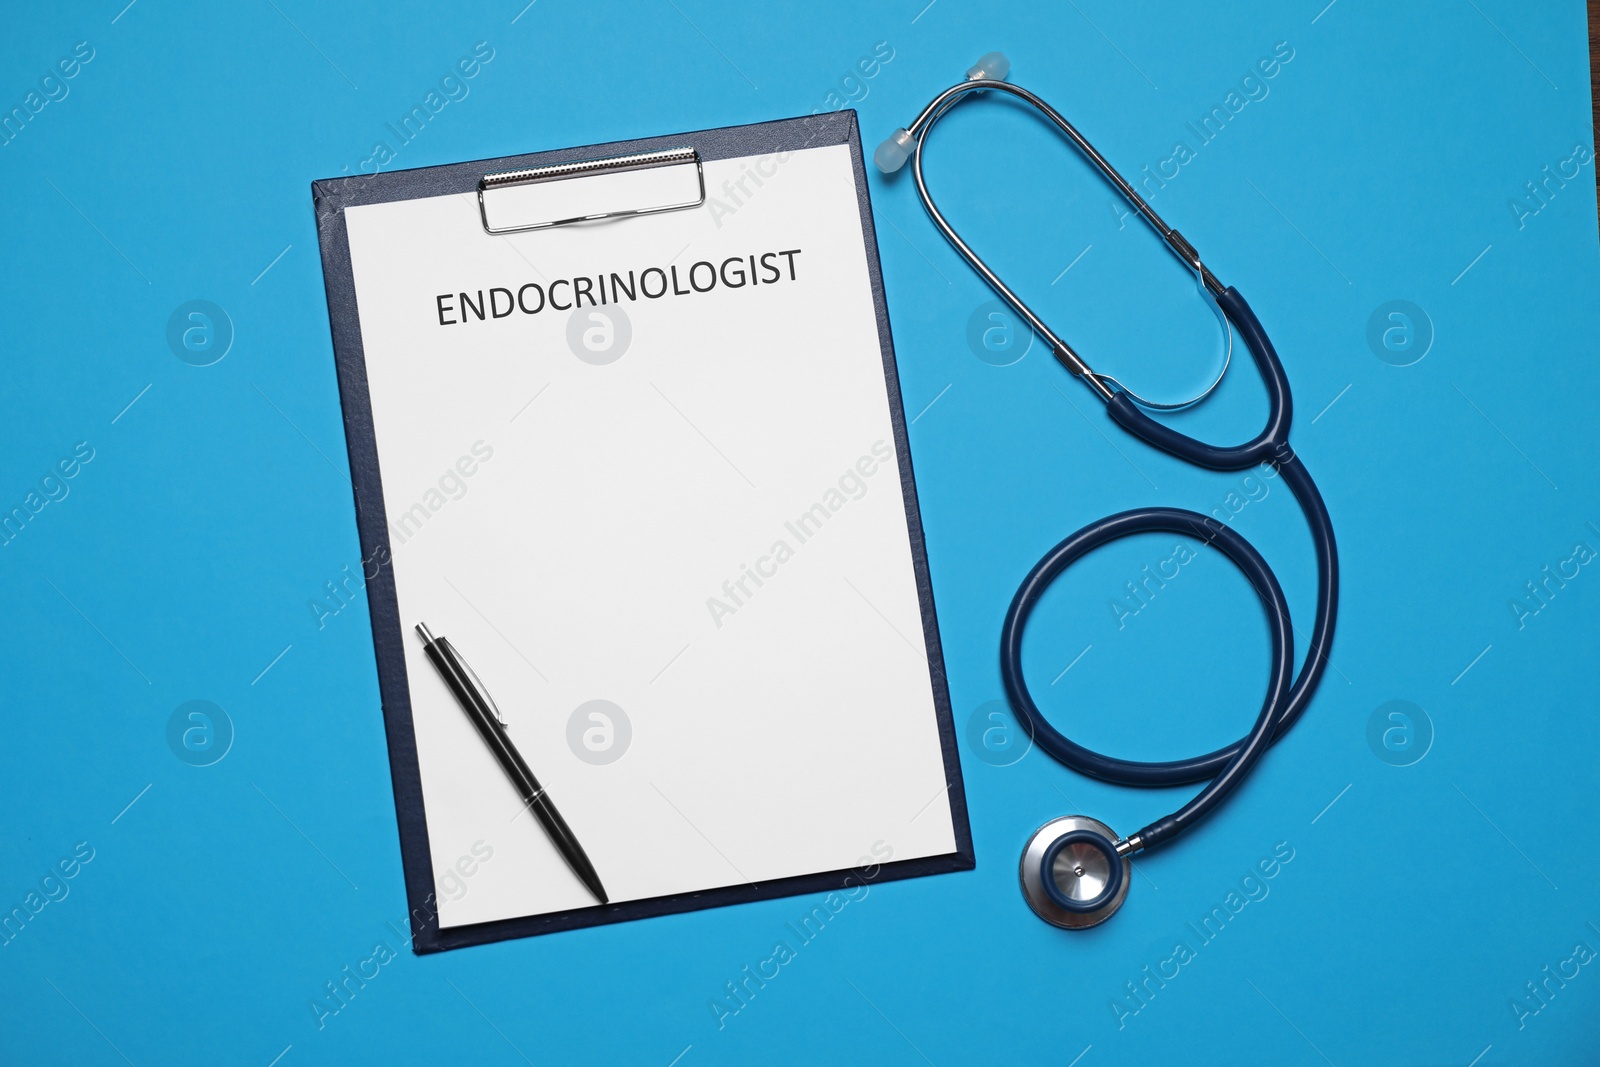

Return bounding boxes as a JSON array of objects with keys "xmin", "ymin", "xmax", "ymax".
[{"xmin": 877, "ymin": 54, "xmax": 1339, "ymax": 928}]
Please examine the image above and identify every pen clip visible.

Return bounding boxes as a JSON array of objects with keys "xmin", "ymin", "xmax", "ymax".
[{"xmin": 442, "ymin": 637, "xmax": 509, "ymax": 729}]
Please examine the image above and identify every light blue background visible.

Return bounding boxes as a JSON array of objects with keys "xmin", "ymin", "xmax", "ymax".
[{"xmin": 2, "ymin": 1, "xmax": 1597, "ymax": 1064}]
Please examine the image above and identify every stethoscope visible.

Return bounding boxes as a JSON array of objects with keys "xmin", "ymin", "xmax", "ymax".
[{"xmin": 878, "ymin": 54, "xmax": 1339, "ymax": 929}]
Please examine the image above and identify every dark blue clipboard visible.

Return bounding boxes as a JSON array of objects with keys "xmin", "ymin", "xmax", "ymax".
[{"xmin": 311, "ymin": 109, "xmax": 974, "ymax": 954}]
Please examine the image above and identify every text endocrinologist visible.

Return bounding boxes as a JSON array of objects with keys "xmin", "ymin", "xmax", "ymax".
[{"xmin": 434, "ymin": 247, "xmax": 803, "ymax": 326}]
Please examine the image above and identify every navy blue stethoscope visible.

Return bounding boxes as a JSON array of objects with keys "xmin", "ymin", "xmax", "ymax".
[{"xmin": 878, "ymin": 54, "xmax": 1339, "ymax": 928}]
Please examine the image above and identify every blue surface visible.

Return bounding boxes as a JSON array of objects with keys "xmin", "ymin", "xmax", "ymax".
[{"xmin": 2, "ymin": 1, "xmax": 1596, "ymax": 1064}]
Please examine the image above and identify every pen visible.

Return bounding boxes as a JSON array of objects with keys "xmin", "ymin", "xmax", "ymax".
[{"xmin": 414, "ymin": 622, "xmax": 609, "ymax": 906}]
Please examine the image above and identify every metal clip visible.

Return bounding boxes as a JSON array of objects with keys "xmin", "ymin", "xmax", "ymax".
[
  {"xmin": 442, "ymin": 637, "xmax": 508, "ymax": 728},
  {"xmin": 477, "ymin": 146, "xmax": 705, "ymax": 235}
]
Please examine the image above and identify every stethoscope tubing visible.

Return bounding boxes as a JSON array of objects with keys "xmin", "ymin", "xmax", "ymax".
[
  {"xmin": 1105, "ymin": 288, "xmax": 1340, "ymax": 757},
  {"xmin": 997, "ymin": 289, "xmax": 1340, "ymax": 851},
  {"xmin": 999, "ymin": 506, "xmax": 1293, "ymax": 850}
]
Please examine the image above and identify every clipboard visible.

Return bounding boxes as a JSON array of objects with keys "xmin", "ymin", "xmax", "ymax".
[{"xmin": 312, "ymin": 110, "xmax": 974, "ymax": 953}]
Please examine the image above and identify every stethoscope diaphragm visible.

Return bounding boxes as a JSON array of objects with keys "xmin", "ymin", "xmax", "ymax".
[{"xmin": 1019, "ymin": 816, "xmax": 1130, "ymax": 929}]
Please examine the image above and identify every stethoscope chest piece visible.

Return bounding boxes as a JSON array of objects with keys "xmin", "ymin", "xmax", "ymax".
[{"xmin": 1020, "ymin": 816, "xmax": 1129, "ymax": 929}]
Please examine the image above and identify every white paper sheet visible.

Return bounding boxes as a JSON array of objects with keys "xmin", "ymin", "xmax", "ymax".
[{"xmin": 343, "ymin": 143, "xmax": 957, "ymax": 928}]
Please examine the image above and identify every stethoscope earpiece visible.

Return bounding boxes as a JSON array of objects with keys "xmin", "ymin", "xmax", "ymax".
[
  {"xmin": 875, "ymin": 52, "xmax": 1010, "ymax": 175},
  {"xmin": 1020, "ymin": 816, "xmax": 1130, "ymax": 929}
]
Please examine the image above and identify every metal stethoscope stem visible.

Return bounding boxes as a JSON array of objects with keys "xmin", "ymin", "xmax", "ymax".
[
  {"xmin": 879, "ymin": 54, "xmax": 1340, "ymax": 929},
  {"xmin": 886, "ymin": 59, "xmax": 1228, "ymax": 409}
]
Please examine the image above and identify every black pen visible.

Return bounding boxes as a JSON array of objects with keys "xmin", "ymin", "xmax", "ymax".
[{"xmin": 414, "ymin": 622, "xmax": 609, "ymax": 906}]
